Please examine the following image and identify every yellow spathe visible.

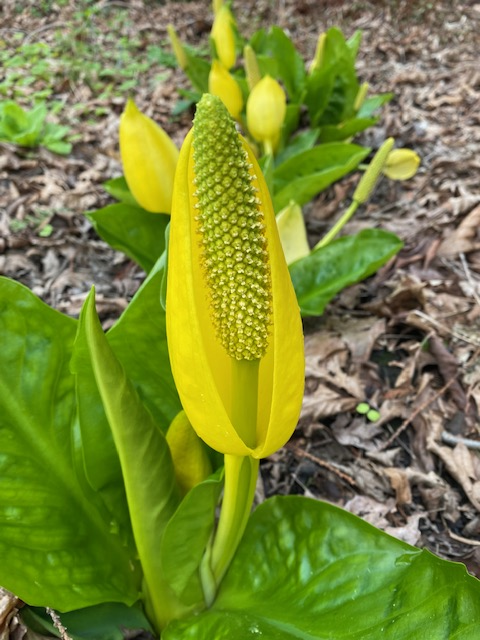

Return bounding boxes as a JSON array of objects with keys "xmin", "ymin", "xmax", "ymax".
[
  {"xmin": 119, "ymin": 99, "xmax": 179, "ymax": 213},
  {"xmin": 167, "ymin": 95, "xmax": 304, "ymax": 459}
]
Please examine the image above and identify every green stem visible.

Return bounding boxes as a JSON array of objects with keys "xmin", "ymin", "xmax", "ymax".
[
  {"xmin": 200, "ymin": 358, "xmax": 261, "ymax": 605},
  {"xmin": 313, "ymin": 199, "xmax": 359, "ymax": 250}
]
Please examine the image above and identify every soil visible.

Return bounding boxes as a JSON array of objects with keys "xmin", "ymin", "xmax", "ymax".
[{"xmin": 1, "ymin": 0, "xmax": 480, "ymax": 637}]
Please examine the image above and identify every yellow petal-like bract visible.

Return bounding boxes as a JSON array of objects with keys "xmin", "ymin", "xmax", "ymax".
[
  {"xmin": 167, "ymin": 94, "xmax": 304, "ymax": 458},
  {"xmin": 276, "ymin": 201, "xmax": 310, "ymax": 265},
  {"xmin": 211, "ymin": 5, "xmax": 236, "ymax": 70},
  {"xmin": 208, "ymin": 60, "xmax": 244, "ymax": 121},
  {"xmin": 383, "ymin": 148, "xmax": 421, "ymax": 180},
  {"xmin": 166, "ymin": 411, "xmax": 212, "ymax": 495},
  {"xmin": 119, "ymin": 99, "xmax": 179, "ymax": 213},
  {"xmin": 246, "ymin": 75, "xmax": 286, "ymax": 153}
]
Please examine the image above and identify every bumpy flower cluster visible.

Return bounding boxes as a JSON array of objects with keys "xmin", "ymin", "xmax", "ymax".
[{"xmin": 192, "ymin": 95, "xmax": 272, "ymax": 360}]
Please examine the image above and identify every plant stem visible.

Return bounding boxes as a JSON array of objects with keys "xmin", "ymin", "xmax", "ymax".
[
  {"xmin": 201, "ymin": 358, "xmax": 261, "ymax": 605},
  {"xmin": 313, "ymin": 199, "xmax": 359, "ymax": 250}
]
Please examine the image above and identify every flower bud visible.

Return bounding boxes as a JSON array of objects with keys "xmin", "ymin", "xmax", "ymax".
[
  {"xmin": 353, "ymin": 137, "xmax": 394, "ymax": 204},
  {"xmin": 166, "ymin": 411, "xmax": 212, "ymax": 495},
  {"xmin": 119, "ymin": 99, "xmax": 178, "ymax": 213},
  {"xmin": 246, "ymin": 75, "xmax": 286, "ymax": 153},
  {"xmin": 211, "ymin": 5, "xmax": 236, "ymax": 70},
  {"xmin": 276, "ymin": 201, "xmax": 310, "ymax": 265},
  {"xmin": 309, "ymin": 32, "xmax": 326, "ymax": 73},
  {"xmin": 244, "ymin": 44, "xmax": 261, "ymax": 91},
  {"xmin": 167, "ymin": 24, "xmax": 187, "ymax": 71},
  {"xmin": 208, "ymin": 60, "xmax": 244, "ymax": 121},
  {"xmin": 383, "ymin": 148, "xmax": 420, "ymax": 180}
]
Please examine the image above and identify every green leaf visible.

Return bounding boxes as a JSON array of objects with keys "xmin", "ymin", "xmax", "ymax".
[
  {"xmin": 160, "ymin": 469, "xmax": 224, "ymax": 607},
  {"xmin": 273, "ymin": 143, "xmax": 370, "ymax": 211},
  {"xmin": 164, "ymin": 496, "xmax": 480, "ymax": 639},
  {"xmin": 184, "ymin": 50, "xmax": 210, "ymax": 93},
  {"xmin": 22, "ymin": 602, "xmax": 151, "ymax": 640},
  {"xmin": 79, "ymin": 289, "xmax": 181, "ymax": 626},
  {"xmin": 319, "ymin": 116, "xmax": 378, "ymax": 142},
  {"xmin": 86, "ymin": 203, "xmax": 168, "ymax": 273},
  {"xmin": 250, "ymin": 27, "xmax": 306, "ymax": 101},
  {"xmin": 275, "ymin": 128, "xmax": 319, "ymax": 166},
  {"xmin": 289, "ymin": 229, "xmax": 403, "ymax": 316},
  {"xmin": 358, "ymin": 92, "xmax": 394, "ymax": 118},
  {"xmin": 107, "ymin": 257, "xmax": 181, "ymax": 431},
  {"xmin": 306, "ymin": 27, "xmax": 359, "ymax": 126},
  {"xmin": 103, "ymin": 176, "xmax": 138, "ymax": 207},
  {"xmin": 44, "ymin": 139, "xmax": 72, "ymax": 155},
  {"xmin": 0, "ymin": 277, "xmax": 139, "ymax": 610}
]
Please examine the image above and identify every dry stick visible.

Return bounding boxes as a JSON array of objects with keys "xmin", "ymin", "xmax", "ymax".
[
  {"xmin": 288, "ymin": 445, "xmax": 357, "ymax": 487},
  {"xmin": 441, "ymin": 431, "xmax": 480, "ymax": 450},
  {"xmin": 46, "ymin": 608, "xmax": 73, "ymax": 640},
  {"xmin": 378, "ymin": 377, "xmax": 457, "ymax": 451}
]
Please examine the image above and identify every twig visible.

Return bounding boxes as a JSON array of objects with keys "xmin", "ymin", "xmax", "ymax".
[
  {"xmin": 288, "ymin": 445, "xmax": 357, "ymax": 487},
  {"xmin": 441, "ymin": 431, "xmax": 480, "ymax": 450},
  {"xmin": 448, "ymin": 530, "xmax": 480, "ymax": 547},
  {"xmin": 378, "ymin": 377, "xmax": 457, "ymax": 451},
  {"xmin": 23, "ymin": 22, "xmax": 67, "ymax": 44},
  {"xmin": 46, "ymin": 608, "xmax": 73, "ymax": 640}
]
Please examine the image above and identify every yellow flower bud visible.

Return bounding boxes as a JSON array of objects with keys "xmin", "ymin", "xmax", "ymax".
[
  {"xmin": 309, "ymin": 32, "xmax": 326, "ymax": 73},
  {"xmin": 354, "ymin": 82, "xmax": 369, "ymax": 112},
  {"xmin": 276, "ymin": 201, "xmax": 310, "ymax": 265},
  {"xmin": 119, "ymin": 99, "xmax": 179, "ymax": 213},
  {"xmin": 208, "ymin": 60, "xmax": 244, "ymax": 121},
  {"xmin": 246, "ymin": 75, "xmax": 286, "ymax": 154},
  {"xmin": 167, "ymin": 95, "xmax": 304, "ymax": 458},
  {"xmin": 166, "ymin": 411, "xmax": 212, "ymax": 495},
  {"xmin": 211, "ymin": 5, "xmax": 236, "ymax": 70},
  {"xmin": 383, "ymin": 148, "xmax": 421, "ymax": 180},
  {"xmin": 167, "ymin": 24, "xmax": 187, "ymax": 71},
  {"xmin": 243, "ymin": 44, "xmax": 261, "ymax": 91}
]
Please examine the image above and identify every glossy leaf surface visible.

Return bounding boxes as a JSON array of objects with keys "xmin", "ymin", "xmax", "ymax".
[
  {"xmin": 289, "ymin": 229, "xmax": 403, "ymax": 316},
  {"xmin": 164, "ymin": 496, "xmax": 480, "ymax": 639},
  {"xmin": 273, "ymin": 143, "xmax": 370, "ymax": 210},
  {"xmin": 0, "ymin": 277, "xmax": 139, "ymax": 610},
  {"xmin": 87, "ymin": 202, "xmax": 168, "ymax": 273}
]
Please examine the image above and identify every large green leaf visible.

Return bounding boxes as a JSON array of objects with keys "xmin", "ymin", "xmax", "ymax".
[
  {"xmin": 273, "ymin": 143, "xmax": 370, "ymax": 211},
  {"xmin": 79, "ymin": 289, "xmax": 181, "ymax": 626},
  {"xmin": 164, "ymin": 496, "xmax": 480, "ymax": 639},
  {"xmin": 319, "ymin": 116, "xmax": 378, "ymax": 142},
  {"xmin": 289, "ymin": 229, "xmax": 403, "ymax": 316},
  {"xmin": 160, "ymin": 469, "xmax": 224, "ymax": 607},
  {"xmin": 0, "ymin": 277, "xmax": 139, "ymax": 610},
  {"xmin": 107, "ymin": 258, "xmax": 181, "ymax": 432},
  {"xmin": 87, "ymin": 203, "xmax": 168, "ymax": 273}
]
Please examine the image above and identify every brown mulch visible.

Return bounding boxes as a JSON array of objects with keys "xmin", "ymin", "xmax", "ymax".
[{"xmin": 1, "ymin": 0, "xmax": 480, "ymax": 635}]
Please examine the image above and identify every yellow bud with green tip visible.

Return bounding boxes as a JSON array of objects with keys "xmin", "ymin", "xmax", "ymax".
[
  {"xmin": 246, "ymin": 75, "xmax": 286, "ymax": 154},
  {"xmin": 383, "ymin": 148, "xmax": 420, "ymax": 180},
  {"xmin": 309, "ymin": 32, "xmax": 326, "ymax": 73},
  {"xmin": 211, "ymin": 4, "xmax": 236, "ymax": 70},
  {"xmin": 244, "ymin": 44, "xmax": 261, "ymax": 91},
  {"xmin": 208, "ymin": 60, "xmax": 244, "ymax": 121},
  {"xmin": 353, "ymin": 137, "xmax": 394, "ymax": 204},
  {"xmin": 354, "ymin": 82, "xmax": 369, "ymax": 112},
  {"xmin": 276, "ymin": 201, "xmax": 310, "ymax": 265},
  {"xmin": 119, "ymin": 99, "xmax": 179, "ymax": 213},
  {"xmin": 167, "ymin": 24, "xmax": 187, "ymax": 71},
  {"xmin": 167, "ymin": 94, "xmax": 304, "ymax": 458},
  {"xmin": 166, "ymin": 411, "xmax": 212, "ymax": 495}
]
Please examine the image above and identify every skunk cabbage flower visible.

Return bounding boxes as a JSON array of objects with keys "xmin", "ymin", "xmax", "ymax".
[
  {"xmin": 383, "ymin": 148, "xmax": 421, "ymax": 180},
  {"xmin": 243, "ymin": 44, "xmax": 261, "ymax": 91},
  {"xmin": 246, "ymin": 75, "xmax": 286, "ymax": 154},
  {"xmin": 211, "ymin": 4, "xmax": 236, "ymax": 70},
  {"xmin": 208, "ymin": 60, "xmax": 243, "ymax": 121},
  {"xmin": 167, "ymin": 94, "xmax": 304, "ymax": 458},
  {"xmin": 119, "ymin": 99, "xmax": 179, "ymax": 213}
]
